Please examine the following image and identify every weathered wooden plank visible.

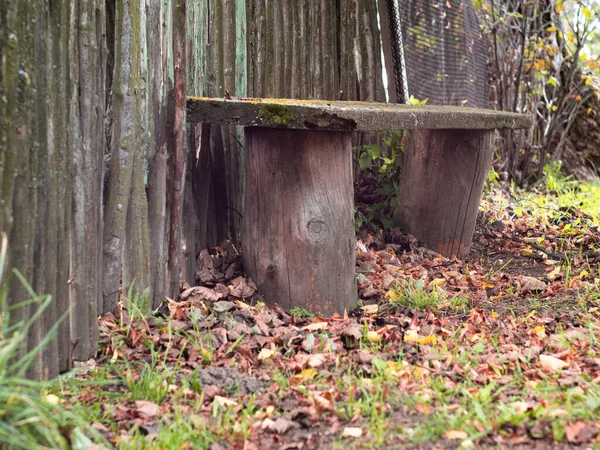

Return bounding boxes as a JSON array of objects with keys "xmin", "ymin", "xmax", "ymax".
[
  {"xmin": 5, "ymin": 0, "xmax": 38, "ymax": 375},
  {"xmin": 103, "ymin": 0, "xmax": 144, "ymax": 312},
  {"xmin": 70, "ymin": 0, "xmax": 105, "ymax": 362},
  {"xmin": 242, "ymin": 128, "xmax": 357, "ymax": 315},
  {"xmin": 167, "ymin": 0, "xmax": 187, "ymax": 299},
  {"xmin": 147, "ymin": 0, "xmax": 169, "ymax": 309},
  {"xmin": 394, "ymin": 129, "xmax": 495, "ymax": 259},
  {"xmin": 122, "ymin": 0, "xmax": 150, "ymax": 305},
  {"xmin": 187, "ymin": 97, "xmax": 534, "ymax": 130}
]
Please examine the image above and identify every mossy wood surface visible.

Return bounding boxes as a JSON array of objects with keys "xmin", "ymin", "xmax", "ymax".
[{"xmin": 187, "ymin": 97, "xmax": 533, "ymax": 130}]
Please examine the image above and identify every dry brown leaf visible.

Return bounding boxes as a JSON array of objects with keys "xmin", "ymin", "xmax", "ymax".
[
  {"xmin": 261, "ymin": 417, "xmax": 296, "ymax": 434},
  {"xmin": 180, "ymin": 286, "xmax": 222, "ymax": 303},
  {"xmin": 339, "ymin": 324, "xmax": 362, "ymax": 341},
  {"xmin": 229, "ymin": 277, "xmax": 257, "ymax": 298},
  {"xmin": 517, "ymin": 276, "xmax": 548, "ymax": 294},
  {"xmin": 565, "ymin": 421, "xmax": 598, "ymax": 444},
  {"xmin": 135, "ymin": 400, "xmax": 159, "ymax": 419},
  {"xmin": 301, "ymin": 322, "xmax": 329, "ymax": 332},
  {"xmin": 445, "ymin": 430, "xmax": 468, "ymax": 440}
]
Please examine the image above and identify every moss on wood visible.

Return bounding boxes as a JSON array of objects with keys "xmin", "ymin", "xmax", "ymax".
[{"xmin": 258, "ymin": 103, "xmax": 295, "ymax": 126}]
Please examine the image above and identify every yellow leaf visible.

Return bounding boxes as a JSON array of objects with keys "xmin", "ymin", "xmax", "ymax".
[
  {"xmin": 385, "ymin": 289, "xmax": 399, "ymax": 301},
  {"xmin": 546, "ymin": 266, "xmax": 561, "ymax": 281},
  {"xmin": 298, "ymin": 368, "xmax": 318, "ymax": 380},
  {"xmin": 404, "ymin": 330, "xmax": 437, "ymax": 345},
  {"xmin": 404, "ymin": 330, "xmax": 420, "ymax": 342},
  {"xmin": 579, "ymin": 270, "xmax": 589, "ymax": 279},
  {"xmin": 366, "ymin": 331, "xmax": 381, "ymax": 343},
  {"xmin": 429, "ymin": 278, "xmax": 446, "ymax": 288},
  {"xmin": 419, "ymin": 335, "xmax": 437, "ymax": 345},
  {"xmin": 531, "ymin": 325, "xmax": 546, "ymax": 338},
  {"xmin": 582, "ymin": 7, "xmax": 591, "ymax": 19},
  {"xmin": 521, "ymin": 248, "xmax": 533, "ymax": 257}
]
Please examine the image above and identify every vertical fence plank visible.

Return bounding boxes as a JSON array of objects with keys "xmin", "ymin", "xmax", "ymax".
[
  {"xmin": 102, "ymin": 0, "xmax": 143, "ymax": 312},
  {"xmin": 70, "ymin": 0, "xmax": 106, "ymax": 362},
  {"xmin": 167, "ymin": 0, "xmax": 187, "ymax": 298},
  {"xmin": 146, "ymin": 0, "xmax": 169, "ymax": 309}
]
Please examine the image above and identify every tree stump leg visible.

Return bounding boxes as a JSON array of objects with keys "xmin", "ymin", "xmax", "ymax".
[
  {"xmin": 242, "ymin": 128, "xmax": 357, "ymax": 315},
  {"xmin": 394, "ymin": 129, "xmax": 494, "ymax": 259}
]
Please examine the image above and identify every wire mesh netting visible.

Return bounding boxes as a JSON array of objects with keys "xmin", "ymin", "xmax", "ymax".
[{"xmin": 383, "ymin": 0, "xmax": 489, "ymax": 108}]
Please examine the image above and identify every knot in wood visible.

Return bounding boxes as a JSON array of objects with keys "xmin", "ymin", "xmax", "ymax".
[
  {"xmin": 266, "ymin": 263, "xmax": 276, "ymax": 275},
  {"xmin": 306, "ymin": 218, "xmax": 327, "ymax": 240}
]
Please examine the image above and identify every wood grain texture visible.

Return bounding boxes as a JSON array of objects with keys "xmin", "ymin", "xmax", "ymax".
[
  {"xmin": 394, "ymin": 129, "xmax": 495, "ymax": 259},
  {"xmin": 242, "ymin": 128, "xmax": 357, "ymax": 315}
]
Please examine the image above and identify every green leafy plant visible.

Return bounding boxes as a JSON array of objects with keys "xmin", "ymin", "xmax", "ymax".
[
  {"xmin": 407, "ymin": 95, "xmax": 428, "ymax": 106},
  {"xmin": 356, "ymin": 130, "xmax": 405, "ymax": 230},
  {"xmin": 290, "ymin": 307, "xmax": 314, "ymax": 318}
]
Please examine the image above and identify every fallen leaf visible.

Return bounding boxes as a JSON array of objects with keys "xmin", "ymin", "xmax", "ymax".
[
  {"xmin": 517, "ymin": 276, "xmax": 548, "ymax": 294},
  {"xmin": 135, "ymin": 400, "xmax": 159, "ymax": 419},
  {"xmin": 546, "ymin": 266, "xmax": 561, "ymax": 281},
  {"xmin": 213, "ymin": 395, "xmax": 238, "ymax": 408},
  {"xmin": 366, "ymin": 331, "xmax": 381, "ymax": 343},
  {"xmin": 258, "ymin": 347, "xmax": 276, "ymax": 361},
  {"xmin": 180, "ymin": 286, "xmax": 221, "ymax": 303},
  {"xmin": 509, "ymin": 401, "xmax": 532, "ymax": 414},
  {"xmin": 339, "ymin": 324, "xmax": 362, "ymax": 341},
  {"xmin": 385, "ymin": 289, "xmax": 400, "ymax": 301},
  {"xmin": 301, "ymin": 321, "xmax": 329, "ymax": 332},
  {"xmin": 229, "ymin": 277, "xmax": 257, "ymax": 298},
  {"xmin": 445, "ymin": 430, "xmax": 468, "ymax": 440},
  {"xmin": 307, "ymin": 353, "xmax": 327, "ymax": 368},
  {"xmin": 565, "ymin": 421, "xmax": 598, "ymax": 444},
  {"xmin": 261, "ymin": 417, "xmax": 296, "ymax": 434},
  {"xmin": 539, "ymin": 354, "xmax": 569, "ymax": 371},
  {"xmin": 361, "ymin": 304, "xmax": 379, "ymax": 314},
  {"xmin": 295, "ymin": 368, "xmax": 318, "ymax": 380},
  {"xmin": 342, "ymin": 427, "xmax": 363, "ymax": 438},
  {"xmin": 404, "ymin": 330, "xmax": 437, "ymax": 345}
]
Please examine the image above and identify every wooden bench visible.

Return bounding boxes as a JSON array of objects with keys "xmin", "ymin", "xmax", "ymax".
[{"xmin": 187, "ymin": 97, "xmax": 532, "ymax": 315}]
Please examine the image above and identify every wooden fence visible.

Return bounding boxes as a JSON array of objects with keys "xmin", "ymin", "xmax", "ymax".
[{"xmin": 0, "ymin": 0, "xmax": 384, "ymax": 379}]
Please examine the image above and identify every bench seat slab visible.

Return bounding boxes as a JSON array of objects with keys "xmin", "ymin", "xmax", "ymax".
[
  {"xmin": 394, "ymin": 129, "xmax": 494, "ymax": 259},
  {"xmin": 242, "ymin": 127, "xmax": 357, "ymax": 315}
]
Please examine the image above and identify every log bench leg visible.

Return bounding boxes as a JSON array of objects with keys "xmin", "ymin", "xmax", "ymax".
[
  {"xmin": 394, "ymin": 129, "xmax": 494, "ymax": 259},
  {"xmin": 242, "ymin": 127, "xmax": 357, "ymax": 315}
]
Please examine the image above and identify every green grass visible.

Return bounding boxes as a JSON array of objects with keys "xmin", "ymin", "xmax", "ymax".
[
  {"xmin": 0, "ymin": 233, "xmax": 106, "ymax": 449},
  {"xmin": 384, "ymin": 278, "xmax": 469, "ymax": 312}
]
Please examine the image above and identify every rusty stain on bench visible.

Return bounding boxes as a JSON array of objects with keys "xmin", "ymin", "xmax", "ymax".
[{"xmin": 187, "ymin": 97, "xmax": 532, "ymax": 315}]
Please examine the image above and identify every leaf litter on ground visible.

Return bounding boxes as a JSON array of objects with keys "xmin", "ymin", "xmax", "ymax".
[{"xmin": 61, "ymin": 184, "xmax": 600, "ymax": 449}]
